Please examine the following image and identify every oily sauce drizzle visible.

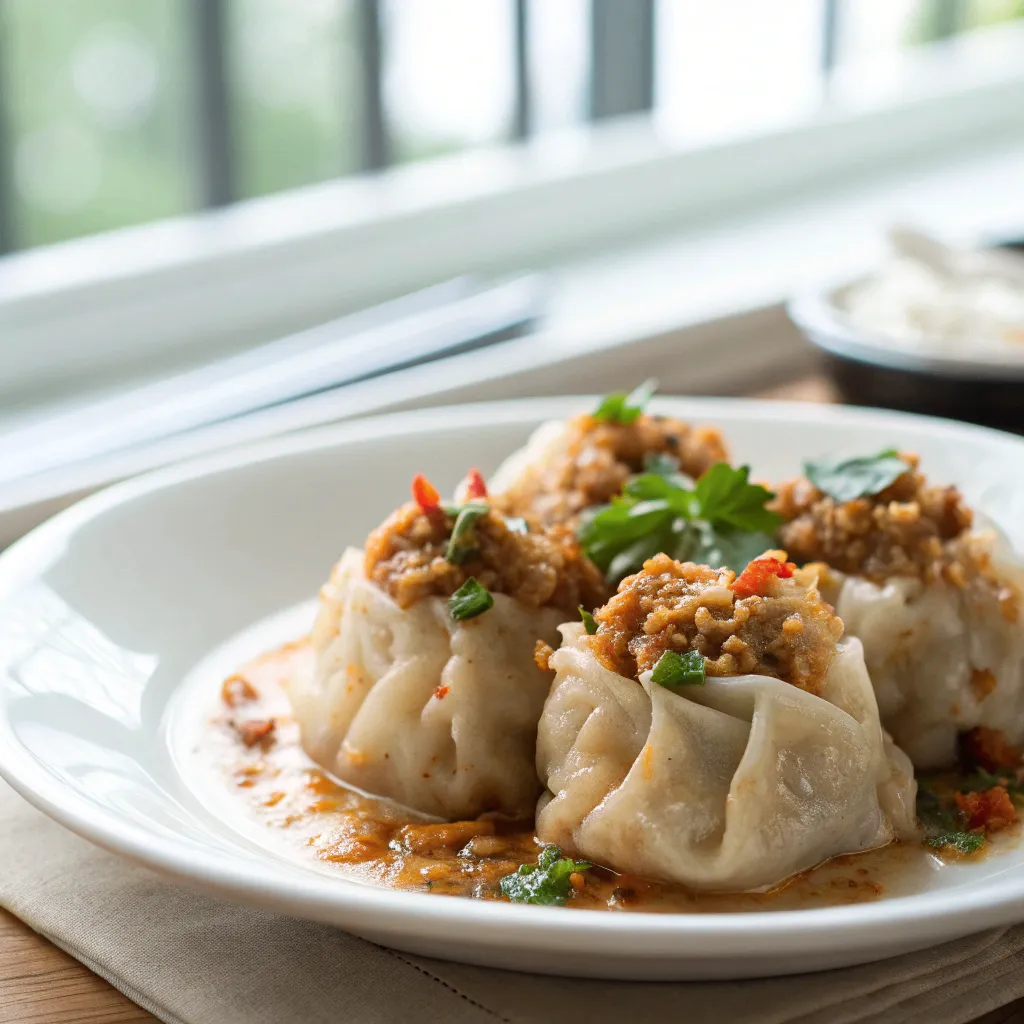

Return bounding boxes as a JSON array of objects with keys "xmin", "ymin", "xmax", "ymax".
[{"xmin": 205, "ymin": 638, "xmax": 936, "ymax": 912}]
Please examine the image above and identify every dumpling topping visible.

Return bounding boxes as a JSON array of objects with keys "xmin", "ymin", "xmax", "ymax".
[
  {"xmin": 494, "ymin": 391, "xmax": 728, "ymax": 528},
  {"xmin": 577, "ymin": 461, "xmax": 781, "ymax": 583},
  {"xmin": 916, "ymin": 731, "xmax": 1023, "ymax": 857},
  {"xmin": 772, "ymin": 451, "xmax": 973, "ymax": 582},
  {"xmin": 588, "ymin": 552, "xmax": 843, "ymax": 694},
  {"xmin": 499, "ymin": 845, "xmax": 592, "ymax": 906},
  {"xmin": 364, "ymin": 472, "xmax": 609, "ymax": 612}
]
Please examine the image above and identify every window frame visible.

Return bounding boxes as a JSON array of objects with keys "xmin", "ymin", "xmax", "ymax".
[{"xmin": 2, "ymin": 19, "xmax": 1024, "ymax": 403}]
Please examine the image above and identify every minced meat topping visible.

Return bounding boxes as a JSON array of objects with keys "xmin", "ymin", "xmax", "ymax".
[
  {"xmin": 365, "ymin": 501, "xmax": 609, "ymax": 612},
  {"xmin": 495, "ymin": 413, "xmax": 728, "ymax": 527},
  {"xmin": 589, "ymin": 553, "xmax": 843, "ymax": 694},
  {"xmin": 772, "ymin": 453, "xmax": 973, "ymax": 583}
]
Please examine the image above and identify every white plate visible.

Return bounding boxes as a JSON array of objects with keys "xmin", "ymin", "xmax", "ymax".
[{"xmin": 3, "ymin": 397, "xmax": 1024, "ymax": 982}]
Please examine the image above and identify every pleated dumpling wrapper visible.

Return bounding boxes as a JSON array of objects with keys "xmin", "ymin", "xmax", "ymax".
[
  {"xmin": 491, "ymin": 387, "xmax": 728, "ymax": 528},
  {"xmin": 535, "ymin": 553, "xmax": 918, "ymax": 893},
  {"xmin": 775, "ymin": 451, "xmax": 1024, "ymax": 770},
  {"xmin": 292, "ymin": 471, "xmax": 608, "ymax": 821}
]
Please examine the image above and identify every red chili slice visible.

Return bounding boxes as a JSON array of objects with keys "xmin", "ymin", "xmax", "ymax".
[
  {"xmin": 464, "ymin": 468, "xmax": 488, "ymax": 500},
  {"xmin": 412, "ymin": 473, "xmax": 441, "ymax": 511},
  {"xmin": 732, "ymin": 556, "xmax": 796, "ymax": 599}
]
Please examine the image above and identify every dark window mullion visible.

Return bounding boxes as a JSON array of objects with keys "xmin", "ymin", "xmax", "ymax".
[
  {"xmin": 357, "ymin": 0, "xmax": 389, "ymax": 171},
  {"xmin": 512, "ymin": 0, "xmax": 530, "ymax": 140},
  {"xmin": 821, "ymin": 0, "xmax": 841, "ymax": 77},
  {"xmin": 590, "ymin": 0, "xmax": 655, "ymax": 121},
  {"xmin": 0, "ymin": 1, "xmax": 17, "ymax": 253},
  {"xmin": 932, "ymin": 0, "xmax": 967, "ymax": 37},
  {"xmin": 192, "ymin": 0, "xmax": 234, "ymax": 207}
]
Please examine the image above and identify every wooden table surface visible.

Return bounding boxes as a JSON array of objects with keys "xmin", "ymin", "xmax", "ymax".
[{"xmin": 2, "ymin": 375, "xmax": 1024, "ymax": 1024}]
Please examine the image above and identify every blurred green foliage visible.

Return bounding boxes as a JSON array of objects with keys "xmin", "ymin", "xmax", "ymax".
[
  {"xmin": 1, "ymin": 0, "xmax": 359, "ymax": 248},
  {"xmin": 3, "ymin": 0, "xmax": 191, "ymax": 247}
]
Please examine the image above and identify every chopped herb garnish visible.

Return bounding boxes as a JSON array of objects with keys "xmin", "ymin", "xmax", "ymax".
[
  {"xmin": 691, "ymin": 463, "xmax": 782, "ymax": 534},
  {"xmin": 926, "ymin": 831, "xmax": 985, "ymax": 855},
  {"xmin": 579, "ymin": 606, "xmax": 598, "ymax": 635},
  {"xmin": 650, "ymin": 649, "xmax": 705, "ymax": 687},
  {"xmin": 804, "ymin": 449, "xmax": 908, "ymax": 503},
  {"xmin": 916, "ymin": 776, "xmax": 987, "ymax": 856},
  {"xmin": 958, "ymin": 768, "xmax": 1024, "ymax": 801},
  {"xmin": 592, "ymin": 379, "xmax": 657, "ymax": 425},
  {"xmin": 499, "ymin": 845, "xmax": 591, "ymax": 906},
  {"xmin": 577, "ymin": 462, "xmax": 781, "ymax": 582},
  {"xmin": 448, "ymin": 577, "xmax": 494, "ymax": 621},
  {"xmin": 445, "ymin": 502, "xmax": 489, "ymax": 564},
  {"xmin": 504, "ymin": 516, "xmax": 530, "ymax": 535}
]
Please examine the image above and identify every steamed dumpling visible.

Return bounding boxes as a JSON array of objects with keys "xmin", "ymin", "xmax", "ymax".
[
  {"xmin": 291, "ymin": 479, "xmax": 608, "ymax": 820},
  {"xmin": 491, "ymin": 405, "xmax": 728, "ymax": 527},
  {"xmin": 775, "ymin": 454, "xmax": 1024, "ymax": 768},
  {"xmin": 535, "ymin": 554, "xmax": 917, "ymax": 892}
]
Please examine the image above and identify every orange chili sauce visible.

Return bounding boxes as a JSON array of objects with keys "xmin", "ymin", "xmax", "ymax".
[{"xmin": 207, "ymin": 639, "xmax": 935, "ymax": 912}]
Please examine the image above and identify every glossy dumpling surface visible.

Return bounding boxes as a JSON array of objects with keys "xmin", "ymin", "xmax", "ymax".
[
  {"xmin": 292, "ymin": 548, "xmax": 565, "ymax": 820},
  {"xmin": 536, "ymin": 624, "xmax": 917, "ymax": 892},
  {"xmin": 835, "ymin": 527, "xmax": 1024, "ymax": 768}
]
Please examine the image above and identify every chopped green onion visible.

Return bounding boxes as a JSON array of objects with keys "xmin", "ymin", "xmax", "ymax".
[
  {"xmin": 650, "ymin": 649, "xmax": 706, "ymax": 687},
  {"xmin": 445, "ymin": 502, "xmax": 489, "ymax": 564},
  {"xmin": 579, "ymin": 606, "xmax": 598, "ymax": 635},
  {"xmin": 448, "ymin": 577, "xmax": 494, "ymax": 621}
]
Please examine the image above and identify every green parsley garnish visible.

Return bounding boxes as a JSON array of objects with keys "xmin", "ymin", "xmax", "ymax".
[
  {"xmin": 445, "ymin": 502, "xmax": 489, "ymax": 564},
  {"xmin": 916, "ymin": 777, "xmax": 987, "ymax": 856},
  {"xmin": 592, "ymin": 379, "xmax": 657, "ymax": 425},
  {"xmin": 804, "ymin": 449, "xmax": 908, "ymax": 503},
  {"xmin": 926, "ymin": 831, "xmax": 985, "ymax": 855},
  {"xmin": 448, "ymin": 577, "xmax": 494, "ymax": 620},
  {"xmin": 650, "ymin": 649, "xmax": 705, "ymax": 687},
  {"xmin": 499, "ymin": 845, "xmax": 591, "ymax": 906},
  {"xmin": 577, "ymin": 462, "xmax": 781, "ymax": 582},
  {"xmin": 579, "ymin": 606, "xmax": 598, "ymax": 635}
]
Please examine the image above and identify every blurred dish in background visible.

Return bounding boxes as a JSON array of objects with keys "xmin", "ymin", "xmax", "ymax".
[
  {"xmin": 788, "ymin": 228, "xmax": 1024, "ymax": 434},
  {"xmin": 839, "ymin": 228, "xmax": 1024, "ymax": 355}
]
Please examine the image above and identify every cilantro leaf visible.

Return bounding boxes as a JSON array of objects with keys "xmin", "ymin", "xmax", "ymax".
[
  {"xmin": 592, "ymin": 379, "xmax": 657, "ymax": 425},
  {"xmin": 499, "ymin": 845, "xmax": 591, "ymax": 906},
  {"xmin": 448, "ymin": 577, "xmax": 494, "ymax": 621},
  {"xmin": 804, "ymin": 449, "xmax": 908, "ymax": 503},
  {"xmin": 650, "ymin": 649, "xmax": 705, "ymax": 687},
  {"xmin": 684, "ymin": 520, "xmax": 778, "ymax": 573},
  {"xmin": 692, "ymin": 463, "xmax": 781, "ymax": 533},
  {"xmin": 445, "ymin": 502, "xmax": 490, "ymax": 564},
  {"xmin": 577, "ymin": 462, "xmax": 781, "ymax": 582}
]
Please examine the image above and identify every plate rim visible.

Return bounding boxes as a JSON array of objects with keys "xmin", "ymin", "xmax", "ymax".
[
  {"xmin": 788, "ymin": 290, "xmax": 1024, "ymax": 380},
  {"xmin": 3, "ymin": 394, "xmax": 1024, "ymax": 961}
]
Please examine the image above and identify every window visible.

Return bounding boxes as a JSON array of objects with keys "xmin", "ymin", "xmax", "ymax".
[{"xmin": 0, "ymin": 0, "xmax": 1020, "ymax": 254}]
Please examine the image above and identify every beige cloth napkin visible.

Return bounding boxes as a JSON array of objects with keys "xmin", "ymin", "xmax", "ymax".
[{"xmin": 2, "ymin": 780, "xmax": 1022, "ymax": 1024}]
